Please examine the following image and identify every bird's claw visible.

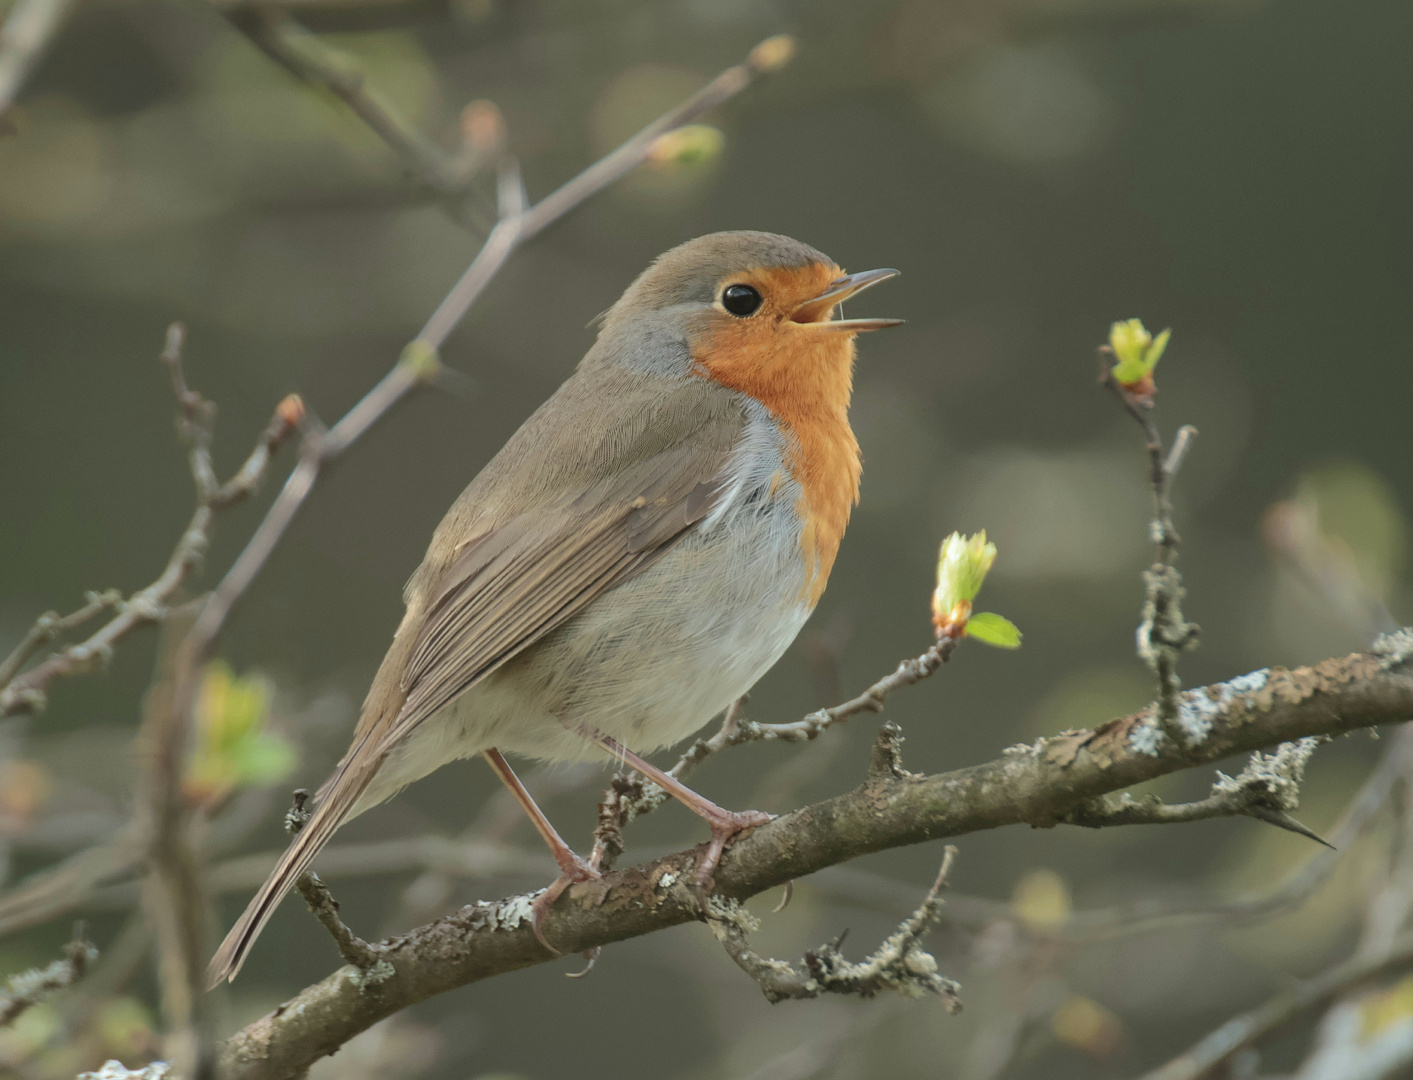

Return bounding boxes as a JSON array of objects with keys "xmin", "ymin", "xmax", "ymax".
[
  {"xmin": 693, "ymin": 808, "xmax": 773, "ymax": 894},
  {"xmin": 531, "ymin": 850, "xmax": 601, "ymax": 956}
]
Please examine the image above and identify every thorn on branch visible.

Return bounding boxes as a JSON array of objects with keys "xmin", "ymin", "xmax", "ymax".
[
  {"xmin": 1241, "ymin": 805, "xmax": 1334, "ymax": 849},
  {"xmin": 1061, "ymin": 737, "xmax": 1331, "ymax": 847},
  {"xmin": 706, "ymin": 847, "xmax": 962, "ymax": 1010}
]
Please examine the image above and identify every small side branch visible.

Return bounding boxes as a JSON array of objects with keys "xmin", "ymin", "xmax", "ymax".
[
  {"xmin": 0, "ymin": 923, "xmax": 97, "ymax": 1027},
  {"xmin": 1062, "ymin": 737, "xmax": 1331, "ymax": 846},
  {"xmin": 706, "ymin": 847, "xmax": 962, "ymax": 1009},
  {"xmin": 0, "ymin": 590, "xmax": 123, "ymax": 690},
  {"xmin": 293, "ymin": 873, "xmax": 384, "ymax": 975},
  {"xmin": 1101, "ymin": 344, "xmax": 1201, "ymax": 749},
  {"xmin": 285, "ymin": 791, "xmax": 383, "ymax": 975}
]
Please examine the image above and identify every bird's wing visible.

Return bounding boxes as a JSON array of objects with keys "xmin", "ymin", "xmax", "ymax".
[{"xmin": 387, "ymin": 430, "xmax": 736, "ymax": 749}]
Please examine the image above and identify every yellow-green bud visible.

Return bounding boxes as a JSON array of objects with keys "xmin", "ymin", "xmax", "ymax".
[{"xmin": 1108, "ymin": 319, "xmax": 1170, "ymax": 387}]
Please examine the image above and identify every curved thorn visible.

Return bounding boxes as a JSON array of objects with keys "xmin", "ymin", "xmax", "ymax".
[{"xmin": 771, "ymin": 880, "xmax": 794, "ymax": 915}]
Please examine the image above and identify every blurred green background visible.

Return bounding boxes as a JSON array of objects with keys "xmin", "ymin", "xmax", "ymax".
[{"xmin": 1, "ymin": 0, "xmax": 1411, "ymax": 1076}]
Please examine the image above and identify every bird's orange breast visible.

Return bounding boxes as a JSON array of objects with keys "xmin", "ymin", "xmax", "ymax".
[{"xmin": 691, "ymin": 275, "xmax": 861, "ymax": 606}]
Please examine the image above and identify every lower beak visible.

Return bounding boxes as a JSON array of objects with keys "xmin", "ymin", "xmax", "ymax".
[{"xmin": 792, "ymin": 268, "xmax": 903, "ymax": 332}]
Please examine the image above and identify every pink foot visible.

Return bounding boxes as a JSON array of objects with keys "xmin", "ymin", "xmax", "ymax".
[
  {"xmin": 531, "ymin": 849, "xmax": 601, "ymax": 956},
  {"xmin": 694, "ymin": 809, "xmax": 773, "ymax": 892}
]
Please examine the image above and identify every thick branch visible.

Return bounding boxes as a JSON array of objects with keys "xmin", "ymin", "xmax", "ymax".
[{"xmin": 219, "ymin": 637, "xmax": 1413, "ymax": 1079}]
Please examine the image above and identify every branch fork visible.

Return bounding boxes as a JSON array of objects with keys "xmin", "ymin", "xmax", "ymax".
[{"xmin": 706, "ymin": 847, "xmax": 962, "ymax": 1009}]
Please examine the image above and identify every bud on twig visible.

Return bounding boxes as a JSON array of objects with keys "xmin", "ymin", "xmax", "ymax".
[
  {"xmin": 1106, "ymin": 318, "xmax": 1170, "ymax": 401},
  {"xmin": 931, "ymin": 531, "xmax": 1021, "ymax": 648},
  {"xmin": 748, "ymin": 34, "xmax": 797, "ymax": 74}
]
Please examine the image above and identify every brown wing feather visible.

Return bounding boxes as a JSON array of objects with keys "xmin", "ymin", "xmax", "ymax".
[
  {"xmin": 391, "ymin": 438, "xmax": 731, "ymax": 746},
  {"xmin": 207, "ymin": 375, "xmax": 743, "ymax": 986}
]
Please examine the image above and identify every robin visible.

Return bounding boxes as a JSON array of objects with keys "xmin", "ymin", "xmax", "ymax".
[{"xmin": 207, "ymin": 230, "xmax": 900, "ymax": 986}]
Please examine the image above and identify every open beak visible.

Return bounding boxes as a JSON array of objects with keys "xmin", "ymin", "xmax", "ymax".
[{"xmin": 792, "ymin": 268, "xmax": 903, "ymax": 332}]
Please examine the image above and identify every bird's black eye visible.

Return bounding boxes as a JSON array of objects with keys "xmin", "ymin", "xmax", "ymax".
[{"xmin": 721, "ymin": 283, "xmax": 763, "ymax": 317}]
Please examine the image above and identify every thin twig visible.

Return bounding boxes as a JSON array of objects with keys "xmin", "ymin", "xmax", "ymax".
[
  {"xmin": 0, "ymin": 0, "xmax": 78, "ymax": 119},
  {"xmin": 294, "ymin": 873, "xmax": 384, "ymax": 973},
  {"xmin": 228, "ymin": 9, "xmax": 486, "ymax": 206},
  {"xmin": 1138, "ymin": 930, "xmax": 1413, "ymax": 1080},
  {"xmin": 281, "ymin": 790, "xmax": 382, "ymax": 972},
  {"xmin": 0, "ymin": 922, "xmax": 96, "ymax": 1027},
  {"xmin": 0, "ymin": 589, "xmax": 122, "ymax": 690},
  {"xmin": 1101, "ymin": 353, "xmax": 1200, "ymax": 750},
  {"xmin": 0, "ymin": 329, "xmax": 301, "ymax": 719}
]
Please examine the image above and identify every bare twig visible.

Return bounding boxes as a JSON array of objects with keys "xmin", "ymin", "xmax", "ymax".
[
  {"xmin": 294, "ymin": 872, "xmax": 384, "ymax": 974},
  {"xmin": 0, "ymin": 922, "xmax": 96, "ymax": 1027},
  {"xmin": 0, "ymin": 0, "xmax": 78, "ymax": 119},
  {"xmin": 707, "ymin": 846, "xmax": 963, "ymax": 1009},
  {"xmin": 0, "ymin": 328, "xmax": 301, "ymax": 719},
  {"xmin": 281, "ymin": 790, "xmax": 383, "ymax": 973},
  {"xmin": 227, "ymin": 9, "xmax": 487, "ymax": 208},
  {"xmin": 1138, "ymin": 930, "xmax": 1413, "ymax": 1080},
  {"xmin": 0, "ymin": 589, "xmax": 122, "ymax": 689},
  {"xmin": 1102, "ymin": 351, "xmax": 1201, "ymax": 750}
]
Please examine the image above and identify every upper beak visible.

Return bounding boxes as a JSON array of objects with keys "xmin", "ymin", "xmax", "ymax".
[{"xmin": 792, "ymin": 268, "xmax": 903, "ymax": 332}]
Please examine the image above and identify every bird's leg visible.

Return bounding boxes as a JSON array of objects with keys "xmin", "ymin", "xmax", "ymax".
[
  {"xmin": 583, "ymin": 729, "xmax": 772, "ymax": 892},
  {"xmin": 481, "ymin": 748, "xmax": 599, "ymax": 954}
]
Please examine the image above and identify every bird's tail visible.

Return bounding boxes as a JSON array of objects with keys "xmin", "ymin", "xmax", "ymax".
[{"xmin": 204, "ymin": 754, "xmax": 376, "ymax": 988}]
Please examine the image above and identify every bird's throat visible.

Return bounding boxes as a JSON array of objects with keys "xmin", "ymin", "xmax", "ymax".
[{"xmin": 692, "ymin": 326, "xmax": 861, "ymax": 606}]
